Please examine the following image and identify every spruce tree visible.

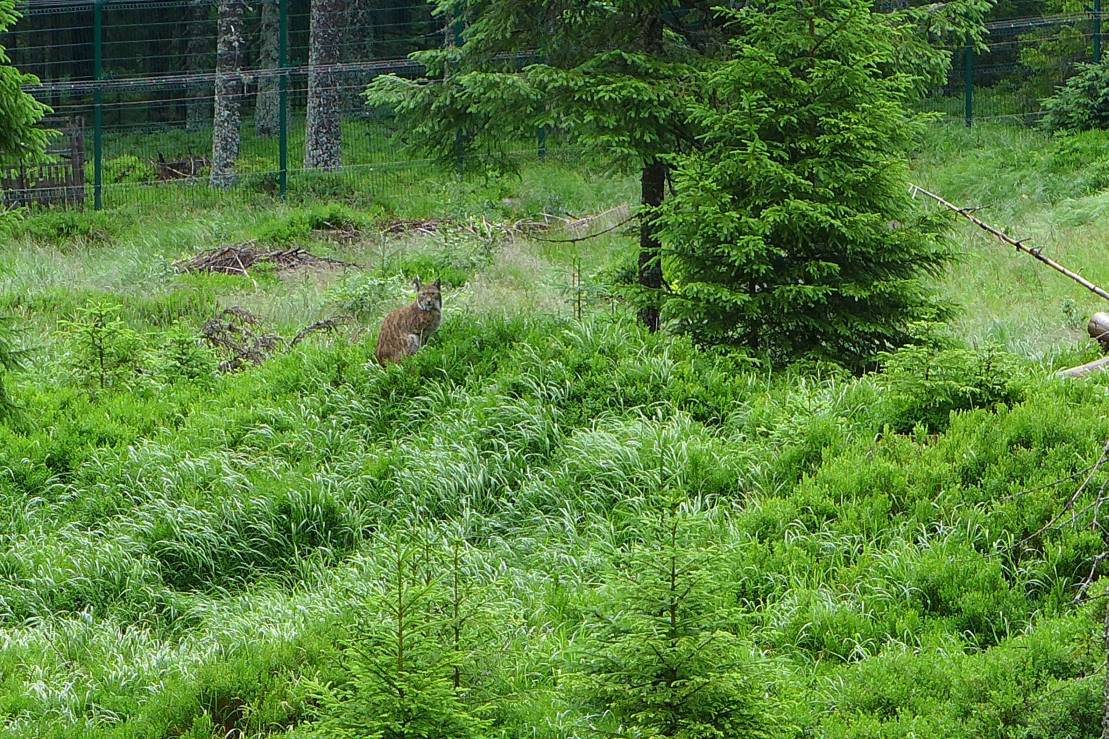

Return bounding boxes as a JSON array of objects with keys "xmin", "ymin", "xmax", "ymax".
[
  {"xmin": 657, "ymin": 0, "xmax": 955, "ymax": 369},
  {"xmin": 0, "ymin": 0, "xmax": 50, "ymax": 422},
  {"xmin": 576, "ymin": 497, "xmax": 787, "ymax": 738},
  {"xmin": 306, "ymin": 530, "xmax": 489, "ymax": 738},
  {"xmin": 364, "ymin": 0, "xmax": 984, "ymax": 336}
]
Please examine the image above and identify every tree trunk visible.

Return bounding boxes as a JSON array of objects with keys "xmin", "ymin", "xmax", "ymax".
[
  {"xmin": 186, "ymin": 0, "xmax": 213, "ymax": 132},
  {"xmin": 255, "ymin": 0, "xmax": 280, "ymax": 137},
  {"xmin": 304, "ymin": 0, "xmax": 344, "ymax": 170},
  {"xmin": 637, "ymin": 12, "xmax": 665, "ymax": 332},
  {"xmin": 345, "ymin": 0, "xmax": 376, "ymax": 89},
  {"xmin": 210, "ymin": 0, "xmax": 247, "ymax": 188},
  {"xmin": 639, "ymin": 160, "xmax": 666, "ymax": 332}
]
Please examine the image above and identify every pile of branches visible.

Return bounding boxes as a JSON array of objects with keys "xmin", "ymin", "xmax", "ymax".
[
  {"xmin": 381, "ymin": 218, "xmax": 445, "ymax": 237},
  {"xmin": 380, "ymin": 216, "xmax": 551, "ymax": 240},
  {"xmin": 175, "ymin": 242, "xmax": 353, "ymax": 276},
  {"xmin": 201, "ymin": 306, "xmax": 352, "ymax": 372}
]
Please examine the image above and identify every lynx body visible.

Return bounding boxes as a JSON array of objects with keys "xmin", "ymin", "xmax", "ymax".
[{"xmin": 375, "ymin": 278, "xmax": 442, "ymax": 365}]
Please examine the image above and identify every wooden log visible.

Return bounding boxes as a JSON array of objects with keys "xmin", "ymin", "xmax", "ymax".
[
  {"xmin": 1057, "ymin": 356, "xmax": 1109, "ymax": 379},
  {"xmin": 1090, "ymin": 313, "xmax": 1109, "ymax": 352}
]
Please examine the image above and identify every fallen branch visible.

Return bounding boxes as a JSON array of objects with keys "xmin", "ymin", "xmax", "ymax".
[
  {"xmin": 534, "ymin": 203, "xmax": 637, "ymax": 244},
  {"xmin": 910, "ymin": 184, "xmax": 1109, "ymax": 303},
  {"xmin": 290, "ymin": 314, "xmax": 353, "ymax": 346},
  {"xmin": 1057, "ymin": 356, "xmax": 1109, "ymax": 379}
]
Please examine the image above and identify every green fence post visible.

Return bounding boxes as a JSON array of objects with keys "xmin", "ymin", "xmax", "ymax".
[
  {"xmin": 453, "ymin": 17, "xmax": 464, "ymax": 178},
  {"xmin": 278, "ymin": 0, "xmax": 288, "ymax": 198},
  {"xmin": 93, "ymin": 0, "xmax": 104, "ymax": 210},
  {"xmin": 1095, "ymin": 0, "xmax": 1103, "ymax": 63},
  {"xmin": 538, "ymin": 126, "xmax": 547, "ymax": 161},
  {"xmin": 963, "ymin": 43, "xmax": 973, "ymax": 128}
]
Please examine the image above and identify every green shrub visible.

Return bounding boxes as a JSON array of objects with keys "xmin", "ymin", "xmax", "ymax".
[
  {"xmin": 1041, "ymin": 62, "xmax": 1109, "ymax": 132},
  {"xmin": 876, "ymin": 345, "xmax": 1025, "ymax": 433},
  {"xmin": 148, "ymin": 322, "xmax": 218, "ymax": 384},
  {"xmin": 59, "ymin": 300, "xmax": 142, "ymax": 392},
  {"xmin": 256, "ymin": 202, "xmax": 374, "ymax": 245},
  {"xmin": 104, "ymin": 154, "xmax": 156, "ymax": 184},
  {"xmin": 16, "ymin": 210, "xmax": 118, "ymax": 243}
]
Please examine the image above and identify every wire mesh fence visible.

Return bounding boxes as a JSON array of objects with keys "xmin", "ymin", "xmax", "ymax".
[
  {"xmin": 0, "ymin": 1, "xmax": 1105, "ymax": 212},
  {"xmin": 1, "ymin": 0, "xmax": 552, "ymax": 211},
  {"xmin": 922, "ymin": 12, "xmax": 1103, "ymax": 125}
]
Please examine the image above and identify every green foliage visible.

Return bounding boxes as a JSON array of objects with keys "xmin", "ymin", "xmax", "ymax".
[
  {"xmin": 147, "ymin": 321, "xmax": 218, "ymax": 384},
  {"xmin": 103, "ymin": 154, "xmax": 155, "ymax": 184},
  {"xmin": 0, "ymin": 0, "xmax": 53, "ymax": 230},
  {"xmin": 14, "ymin": 209, "xmax": 118, "ymax": 243},
  {"xmin": 256, "ymin": 202, "xmax": 376, "ymax": 244},
  {"xmin": 0, "ymin": 313, "xmax": 23, "ymax": 424},
  {"xmin": 876, "ymin": 344, "xmax": 1025, "ymax": 432},
  {"xmin": 304, "ymin": 531, "xmax": 489, "ymax": 738},
  {"xmin": 1041, "ymin": 62, "xmax": 1109, "ymax": 132},
  {"xmin": 59, "ymin": 300, "xmax": 141, "ymax": 392},
  {"xmin": 576, "ymin": 498, "xmax": 790, "ymax": 738},
  {"xmin": 659, "ymin": 0, "xmax": 955, "ymax": 368}
]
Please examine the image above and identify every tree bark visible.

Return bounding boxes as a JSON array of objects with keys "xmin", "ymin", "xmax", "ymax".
[
  {"xmin": 255, "ymin": 0, "xmax": 280, "ymax": 137},
  {"xmin": 639, "ymin": 160, "xmax": 666, "ymax": 332},
  {"xmin": 343, "ymin": 0, "xmax": 377, "ymax": 108},
  {"xmin": 1090, "ymin": 312, "xmax": 1109, "ymax": 352},
  {"xmin": 304, "ymin": 0, "xmax": 344, "ymax": 170},
  {"xmin": 636, "ymin": 11, "xmax": 665, "ymax": 332},
  {"xmin": 210, "ymin": 0, "xmax": 247, "ymax": 188},
  {"xmin": 186, "ymin": 0, "xmax": 213, "ymax": 131}
]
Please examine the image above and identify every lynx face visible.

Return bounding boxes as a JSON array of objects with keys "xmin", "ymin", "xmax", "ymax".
[{"xmin": 414, "ymin": 278, "xmax": 442, "ymax": 313}]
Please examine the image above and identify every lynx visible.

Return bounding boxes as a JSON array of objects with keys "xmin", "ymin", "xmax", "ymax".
[{"xmin": 375, "ymin": 278, "xmax": 442, "ymax": 365}]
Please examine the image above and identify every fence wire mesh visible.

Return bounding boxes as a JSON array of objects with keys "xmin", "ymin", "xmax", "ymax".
[{"xmin": 0, "ymin": 1, "xmax": 1104, "ymax": 211}]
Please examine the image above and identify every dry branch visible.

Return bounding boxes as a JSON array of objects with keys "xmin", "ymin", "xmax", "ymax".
[
  {"xmin": 290, "ymin": 314, "xmax": 353, "ymax": 346},
  {"xmin": 910, "ymin": 184, "xmax": 1109, "ymax": 303},
  {"xmin": 1057, "ymin": 357, "xmax": 1109, "ymax": 379},
  {"xmin": 174, "ymin": 242, "xmax": 353, "ymax": 275}
]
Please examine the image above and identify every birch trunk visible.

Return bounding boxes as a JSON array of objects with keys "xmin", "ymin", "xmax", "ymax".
[
  {"xmin": 255, "ymin": 0, "xmax": 280, "ymax": 137},
  {"xmin": 210, "ymin": 0, "xmax": 247, "ymax": 188},
  {"xmin": 185, "ymin": 0, "xmax": 213, "ymax": 132},
  {"xmin": 304, "ymin": 0, "xmax": 344, "ymax": 171}
]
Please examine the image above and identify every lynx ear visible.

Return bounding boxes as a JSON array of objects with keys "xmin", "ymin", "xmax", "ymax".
[
  {"xmin": 412, "ymin": 277, "xmax": 422, "ymax": 291},
  {"xmin": 433, "ymin": 278, "xmax": 441, "ymax": 289}
]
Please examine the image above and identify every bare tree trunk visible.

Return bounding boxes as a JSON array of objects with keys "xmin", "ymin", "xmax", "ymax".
[
  {"xmin": 637, "ymin": 13, "xmax": 665, "ymax": 332},
  {"xmin": 255, "ymin": 0, "xmax": 280, "ymax": 137},
  {"xmin": 304, "ymin": 0, "xmax": 344, "ymax": 170},
  {"xmin": 345, "ymin": 0, "xmax": 377, "ymax": 93},
  {"xmin": 210, "ymin": 0, "xmax": 247, "ymax": 187},
  {"xmin": 186, "ymin": 0, "xmax": 213, "ymax": 131}
]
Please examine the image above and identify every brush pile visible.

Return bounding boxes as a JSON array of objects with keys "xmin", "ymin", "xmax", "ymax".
[
  {"xmin": 201, "ymin": 306, "xmax": 282, "ymax": 372},
  {"xmin": 175, "ymin": 242, "xmax": 353, "ymax": 276}
]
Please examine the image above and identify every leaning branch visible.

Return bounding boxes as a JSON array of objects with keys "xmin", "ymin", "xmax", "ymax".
[{"xmin": 910, "ymin": 184, "xmax": 1109, "ymax": 303}]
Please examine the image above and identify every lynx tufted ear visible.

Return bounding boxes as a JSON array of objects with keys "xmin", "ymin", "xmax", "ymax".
[
  {"xmin": 412, "ymin": 277, "xmax": 422, "ymax": 291},
  {"xmin": 433, "ymin": 278, "xmax": 441, "ymax": 289}
]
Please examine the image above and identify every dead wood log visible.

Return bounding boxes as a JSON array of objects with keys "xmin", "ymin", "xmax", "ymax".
[
  {"xmin": 1057, "ymin": 356, "xmax": 1109, "ymax": 379},
  {"xmin": 910, "ymin": 184, "xmax": 1109, "ymax": 303},
  {"xmin": 1091, "ymin": 312, "xmax": 1109, "ymax": 352}
]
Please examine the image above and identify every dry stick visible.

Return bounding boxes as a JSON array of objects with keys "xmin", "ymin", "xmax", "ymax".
[
  {"xmin": 910, "ymin": 184, "xmax": 1109, "ymax": 303},
  {"xmin": 1021, "ymin": 440, "xmax": 1109, "ymax": 545},
  {"xmin": 533, "ymin": 212, "xmax": 639, "ymax": 245}
]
